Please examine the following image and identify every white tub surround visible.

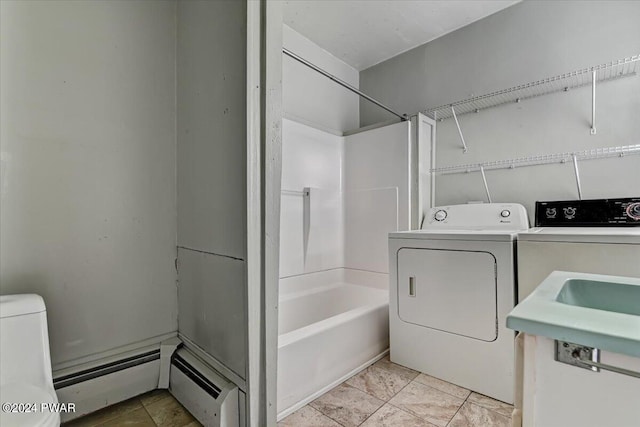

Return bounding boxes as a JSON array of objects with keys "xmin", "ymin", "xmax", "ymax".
[
  {"xmin": 280, "ymin": 118, "xmax": 414, "ymax": 278},
  {"xmin": 279, "ymin": 120, "xmax": 344, "ymax": 278},
  {"xmin": 277, "ymin": 117, "xmax": 415, "ymax": 419}
]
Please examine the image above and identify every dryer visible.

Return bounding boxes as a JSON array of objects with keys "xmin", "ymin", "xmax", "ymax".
[{"xmin": 389, "ymin": 203, "xmax": 529, "ymax": 404}]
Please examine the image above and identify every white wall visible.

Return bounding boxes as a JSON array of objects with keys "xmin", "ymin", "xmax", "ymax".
[
  {"xmin": 283, "ymin": 25, "xmax": 359, "ymax": 133},
  {"xmin": 176, "ymin": 0, "xmax": 248, "ymax": 381},
  {"xmin": 0, "ymin": 0, "xmax": 178, "ymax": 368},
  {"xmin": 360, "ymin": 1, "xmax": 640, "ymax": 215}
]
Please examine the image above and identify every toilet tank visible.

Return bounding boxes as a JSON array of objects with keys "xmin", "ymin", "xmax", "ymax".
[{"xmin": 0, "ymin": 294, "xmax": 54, "ymax": 387}]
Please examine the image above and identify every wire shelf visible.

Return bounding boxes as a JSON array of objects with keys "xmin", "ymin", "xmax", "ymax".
[
  {"xmin": 431, "ymin": 144, "xmax": 640, "ymax": 175},
  {"xmin": 425, "ymin": 55, "xmax": 639, "ymax": 120}
]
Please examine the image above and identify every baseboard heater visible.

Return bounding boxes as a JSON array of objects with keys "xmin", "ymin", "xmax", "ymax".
[
  {"xmin": 53, "ymin": 347, "xmax": 162, "ymax": 423},
  {"xmin": 54, "ymin": 349, "xmax": 160, "ymax": 389},
  {"xmin": 170, "ymin": 348, "xmax": 239, "ymax": 427}
]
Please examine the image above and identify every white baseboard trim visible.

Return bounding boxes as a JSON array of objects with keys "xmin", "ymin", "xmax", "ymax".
[
  {"xmin": 57, "ymin": 359, "xmax": 160, "ymax": 423},
  {"xmin": 276, "ymin": 349, "xmax": 389, "ymax": 421}
]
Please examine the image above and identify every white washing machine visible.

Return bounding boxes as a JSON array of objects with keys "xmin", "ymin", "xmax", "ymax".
[
  {"xmin": 389, "ymin": 203, "xmax": 529, "ymax": 404},
  {"xmin": 518, "ymin": 197, "xmax": 640, "ymax": 302},
  {"xmin": 513, "ymin": 197, "xmax": 640, "ymax": 426}
]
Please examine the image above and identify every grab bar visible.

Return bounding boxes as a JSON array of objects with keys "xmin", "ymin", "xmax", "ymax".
[{"xmin": 575, "ymin": 357, "xmax": 640, "ymax": 379}]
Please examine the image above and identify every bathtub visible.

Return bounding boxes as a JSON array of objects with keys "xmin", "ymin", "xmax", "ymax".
[{"xmin": 277, "ymin": 268, "xmax": 389, "ymax": 419}]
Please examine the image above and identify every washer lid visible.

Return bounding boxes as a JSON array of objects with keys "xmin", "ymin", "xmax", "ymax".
[
  {"xmin": 0, "ymin": 294, "xmax": 46, "ymax": 318},
  {"xmin": 519, "ymin": 227, "xmax": 640, "ymax": 244},
  {"xmin": 0, "ymin": 383, "xmax": 59, "ymax": 427}
]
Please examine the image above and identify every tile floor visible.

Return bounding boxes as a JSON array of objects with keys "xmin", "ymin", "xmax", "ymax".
[
  {"xmin": 278, "ymin": 356, "xmax": 513, "ymax": 427},
  {"xmin": 64, "ymin": 356, "xmax": 512, "ymax": 427},
  {"xmin": 63, "ymin": 389, "xmax": 202, "ymax": 427}
]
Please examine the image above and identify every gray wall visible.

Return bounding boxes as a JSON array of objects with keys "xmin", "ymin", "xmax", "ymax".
[
  {"xmin": 176, "ymin": 0, "xmax": 248, "ymax": 380},
  {"xmin": 0, "ymin": 0, "xmax": 178, "ymax": 367},
  {"xmin": 360, "ymin": 1, "xmax": 640, "ymax": 216},
  {"xmin": 1, "ymin": 0, "xmax": 257, "ymax": 408}
]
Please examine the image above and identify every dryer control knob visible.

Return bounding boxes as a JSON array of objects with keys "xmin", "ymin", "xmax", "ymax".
[
  {"xmin": 500, "ymin": 210, "xmax": 511, "ymax": 218},
  {"xmin": 434, "ymin": 210, "xmax": 447, "ymax": 221}
]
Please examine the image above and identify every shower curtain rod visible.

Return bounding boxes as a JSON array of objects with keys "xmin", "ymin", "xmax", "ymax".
[{"xmin": 283, "ymin": 48, "xmax": 408, "ymax": 121}]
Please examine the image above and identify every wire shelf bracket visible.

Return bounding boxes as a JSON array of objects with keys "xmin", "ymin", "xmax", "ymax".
[
  {"xmin": 479, "ymin": 165, "xmax": 492, "ymax": 203},
  {"xmin": 424, "ymin": 55, "xmax": 639, "ymax": 136},
  {"xmin": 451, "ymin": 106, "xmax": 468, "ymax": 153},
  {"xmin": 572, "ymin": 154, "xmax": 583, "ymax": 200}
]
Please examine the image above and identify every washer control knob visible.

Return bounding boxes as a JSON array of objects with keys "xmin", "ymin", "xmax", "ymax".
[
  {"xmin": 434, "ymin": 210, "xmax": 447, "ymax": 221},
  {"xmin": 563, "ymin": 207, "xmax": 577, "ymax": 220},
  {"xmin": 627, "ymin": 202, "xmax": 640, "ymax": 220},
  {"xmin": 500, "ymin": 210, "xmax": 511, "ymax": 218}
]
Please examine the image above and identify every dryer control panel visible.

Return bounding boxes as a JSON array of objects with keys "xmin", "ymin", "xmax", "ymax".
[
  {"xmin": 423, "ymin": 203, "xmax": 529, "ymax": 231},
  {"xmin": 535, "ymin": 197, "xmax": 640, "ymax": 227}
]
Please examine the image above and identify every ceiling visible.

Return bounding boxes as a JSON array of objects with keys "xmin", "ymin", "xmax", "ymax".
[{"xmin": 283, "ymin": 1, "xmax": 521, "ymax": 71}]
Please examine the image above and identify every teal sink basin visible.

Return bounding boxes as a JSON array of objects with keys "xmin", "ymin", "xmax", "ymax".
[
  {"xmin": 556, "ymin": 279, "xmax": 640, "ymax": 316},
  {"xmin": 507, "ymin": 271, "xmax": 640, "ymax": 358}
]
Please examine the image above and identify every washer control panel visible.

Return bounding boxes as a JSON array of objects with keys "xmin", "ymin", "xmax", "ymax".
[
  {"xmin": 535, "ymin": 197, "xmax": 640, "ymax": 227},
  {"xmin": 628, "ymin": 202, "xmax": 640, "ymax": 221}
]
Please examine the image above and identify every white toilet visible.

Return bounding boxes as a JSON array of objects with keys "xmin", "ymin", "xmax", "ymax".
[{"xmin": 0, "ymin": 294, "xmax": 61, "ymax": 427}]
